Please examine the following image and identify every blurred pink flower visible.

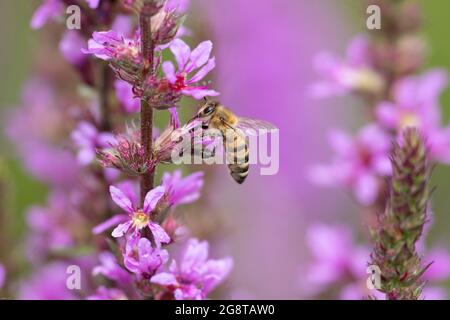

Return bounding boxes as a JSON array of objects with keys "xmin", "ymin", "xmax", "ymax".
[
  {"xmin": 302, "ymin": 224, "xmax": 450, "ymax": 299},
  {"xmin": 6, "ymin": 79, "xmax": 81, "ymax": 187},
  {"xmin": 162, "ymin": 170, "xmax": 204, "ymax": 206},
  {"xmin": 123, "ymin": 234, "xmax": 169, "ymax": 279},
  {"xmin": 423, "ymin": 247, "xmax": 450, "ymax": 282},
  {"xmin": 93, "ymin": 252, "xmax": 131, "ymax": 285},
  {"xmin": 309, "ymin": 124, "xmax": 391, "ymax": 205},
  {"xmin": 59, "ymin": 31, "xmax": 87, "ymax": 66},
  {"xmin": 311, "ymin": 35, "xmax": 384, "ymax": 98},
  {"xmin": 31, "ymin": 0, "xmax": 101, "ymax": 29},
  {"xmin": 151, "ymin": 238, "xmax": 233, "ymax": 300},
  {"xmin": 162, "ymin": 39, "xmax": 219, "ymax": 99},
  {"xmin": 93, "ymin": 182, "xmax": 169, "ymax": 245},
  {"xmin": 376, "ymin": 69, "xmax": 450, "ymax": 163},
  {"xmin": 301, "ymin": 224, "xmax": 370, "ymax": 298},
  {"xmin": 22, "ymin": 142, "xmax": 81, "ymax": 187},
  {"xmin": 71, "ymin": 121, "xmax": 116, "ymax": 165},
  {"xmin": 18, "ymin": 263, "xmax": 78, "ymax": 300},
  {"xmin": 114, "ymin": 80, "xmax": 141, "ymax": 113},
  {"xmin": 30, "ymin": 0, "xmax": 63, "ymax": 29},
  {"xmin": 25, "ymin": 191, "xmax": 83, "ymax": 262}
]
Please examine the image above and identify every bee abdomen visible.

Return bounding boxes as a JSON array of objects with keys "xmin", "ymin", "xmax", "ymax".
[
  {"xmin": 230, "ymin": 168, "xmax": 249, "ymax": 184},
  {"xmin": 226, "ymin": 134, "xmax": 249, "ymax": 184}
]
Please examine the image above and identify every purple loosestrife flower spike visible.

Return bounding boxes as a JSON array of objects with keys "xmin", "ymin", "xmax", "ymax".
[{"xmin": 370, "ymin": 128, "xmax": 431, "ymax": 300}]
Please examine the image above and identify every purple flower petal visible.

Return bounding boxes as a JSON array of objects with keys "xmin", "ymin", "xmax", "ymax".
[
  {"xmin": 77, "ymin": 148, "xmax": 96, "ymax": 165},
  {"xmin": 169, "ymin": 107, "xmax": 180, "ymax": 129},
  {"xmin": 376, "ymin": 102, "xmax": 399, "ymax": 129},
  {"xmin": 151, "ymin": 272, "xmax": 178, "ymax": 286},
  {"xmin": 30, "ymin": 0, "xmax": 63, "ymax": 29},
  {"xmin": 148, "ymin": 222, "xmax": 170, "ymax": 245},
  {"xmin": 181, "ymin": 88, "xmax": 220, "ymax": 100},
  {"xmin": 162, "ymin": 61, "xmax": 177, "ymax": 84},
  {"xmin": 92, "ymin": 214, "xmax": 129, "ymax": 235},
  {"xmin": 143, "ymin": 186, "xmax": 166, "ymax": 213},
  {"xmin": 112, "ymin": 221, "xmax": 132, "ymax": 238},
  {"xmin": 189, "ymin": 58, "xmax": 216, "ymax": 83},
  {"xmin": 422, "ymin": 287, "xmax": 447, "ymax": 300},
  {"xmin": 346, "ymin": 35, "xmax": 370, "ymax": 67},
  {"xmin": 59, "ymin": 31, "xmax": 87, "ymax": 65},
  {"xmin": 170, "ymin": 39, "xmax": 191, "ymax": 70},
  {"xmin": 110, "ymin": 185, "xmax": 134, "ymax": 213},
  {"xmin": 201, "ymin": 257, "xmax": 234, "ymax": 293},
  {"xmin": 424, "ymin": 247, "xmax": 450, "ymax": 281},
  {"xmin": 180, "ymin": 239, "xmax": 209, "ymax": 273},
  {"xmin": 114, "ymin": 80, "xmax": 140, "ymax": 113},
  {"xmin": 354, "ymin": 173, "xmax": 378, "ymax": 206},
  {"xmin": 186, "ymin": 41, "xmax": 213, "ymax": 72},
  {"xmin": 327, "ymin": 129, "xmax": 354, "ymax": 156}
]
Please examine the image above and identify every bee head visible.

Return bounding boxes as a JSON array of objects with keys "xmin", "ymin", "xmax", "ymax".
[{"xmin": 197, "ymin": 98, "xmax": 219, "ymax": 119}]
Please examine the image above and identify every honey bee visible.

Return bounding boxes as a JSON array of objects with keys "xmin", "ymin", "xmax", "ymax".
[{"xmin": 192, "ymin": 99, "xmax": 276, "ymax": 184}]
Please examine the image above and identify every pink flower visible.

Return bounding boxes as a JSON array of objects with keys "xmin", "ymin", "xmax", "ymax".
[
  {"xmin": 309, "ymin": 124, "xmax": 392, "ymax": 205},
  {"xmin": 71, "ymin": 121, "xmax": 116, "ymax": 166},
  {"xmin": 25, "ymin": 192, "xmax": 78, "ymax": 262},
  {"xmin": 311, "ymin": 35, "xmax": 384, "ymax": 98},
  {"xmin": 376, "ymin": 69, "xmax": 450, "ymax": 163},
  {"xmin": 6, "ymin": 79, "xmax": 81, "ymax": 187},
  {"xmin": 424, "ymin": 247, "xmax": 450, "ymax": 281},
  {"xmin": 301, "ymin": 224, "xmax": 450, "ymax": 300},
  {"xmin": 30, "ymin": 0, "xmax": 63, "ymax": 29},
  {"xmin": 93, "ymin": 252, "xmax": 131, "ymax": 285},
  {"xmin": 93, "ymin": 182, "xmax": 170, "ymax": 245},
  {"xmin": 162, "ymin": 170, "xmax": 204, "ymax": 206},
  {"xmin": 151, "ymin": 238, "xmax": 233, "ymax": 300},
  {"xmin": 162, "ymin": 39, "xmax": 219, "ymax": 99},
  {"xmin": 59, "ymin": 31, "xmax": 87, "ymax": 66},
  {"xmin": 31, "ymin": 0, "xmax": 100, "ymax": 29},
  {"xmin": 114, "ymin": 80, "xmax": 141, "ymax": 113},
  {"xmin": 301, "ymin": 224, "xmax": 370, "ymax": 298},
  {"xmin": 83, "ymin": 30, "xmax": 141, "ymax": 62},
  {"xmin": 18, "ymin": 263, "xmax": 78, "ymax": 300},
  {"xmin": 123, "ymin": 234, "xmax": 169, "ymax": 279}
]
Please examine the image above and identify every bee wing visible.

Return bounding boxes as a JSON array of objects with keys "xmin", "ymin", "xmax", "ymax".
[{"xmin": 236, "ymin": 117, "xmax": 277, "ymax": 133}]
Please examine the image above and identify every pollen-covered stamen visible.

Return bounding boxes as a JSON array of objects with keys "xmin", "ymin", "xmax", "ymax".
[{"xmin": 132, "ymin": 210, "xmax": 150, "ymax": 230}]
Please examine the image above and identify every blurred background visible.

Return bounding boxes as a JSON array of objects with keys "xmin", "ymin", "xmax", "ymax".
[{"xmin": 1, "ymin": 0, "xmax": 450, "ymax": 299}]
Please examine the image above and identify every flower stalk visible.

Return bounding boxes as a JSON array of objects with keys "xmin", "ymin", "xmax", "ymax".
[
  {"xmin": 370, "ymin": 128, "xmax": 431, "ymax": 300},
  {"xmin": 139, "ymin": 1, "xmax": 158, "ymax": 204}
]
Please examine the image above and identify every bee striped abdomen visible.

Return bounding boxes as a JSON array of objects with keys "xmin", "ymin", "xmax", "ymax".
[{"xmin": 226, "ymin": 132, "xmax": 249, "ymax": 184}]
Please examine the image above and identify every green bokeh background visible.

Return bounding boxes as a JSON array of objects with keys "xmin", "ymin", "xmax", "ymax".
[{"xmin": 1, "ymin": 0, "xmax": 450, "ymax": 292}]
